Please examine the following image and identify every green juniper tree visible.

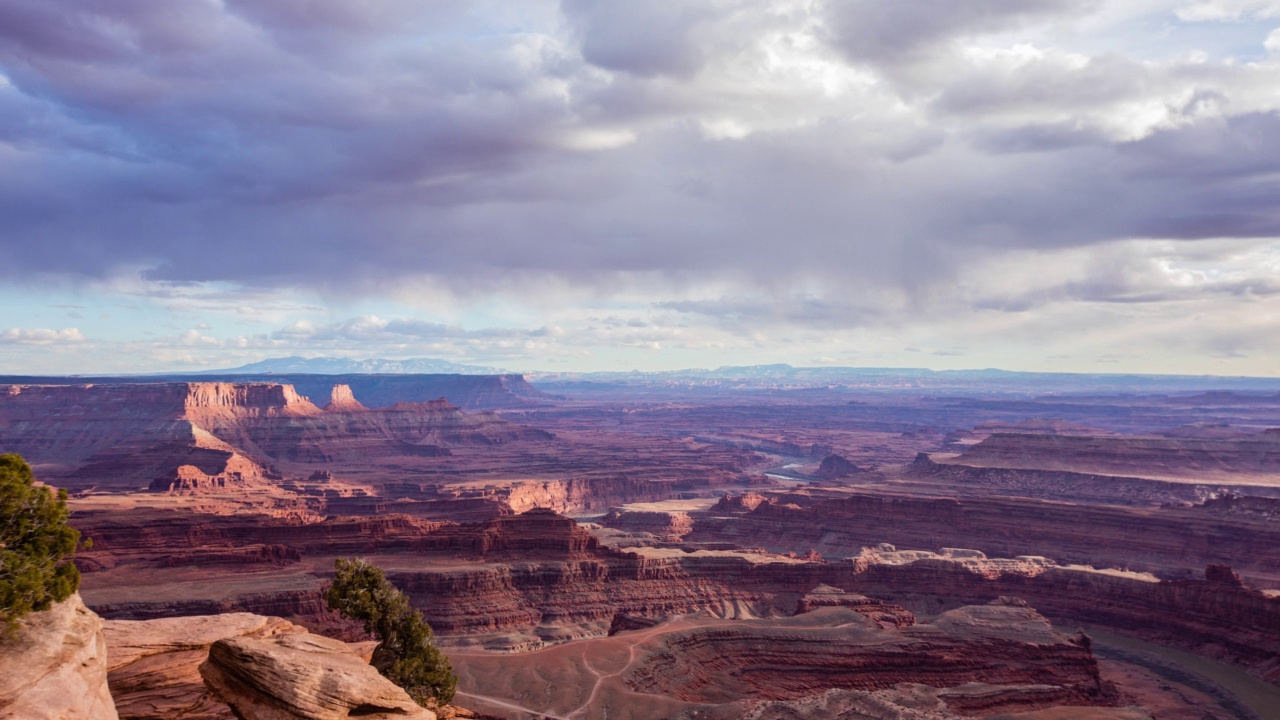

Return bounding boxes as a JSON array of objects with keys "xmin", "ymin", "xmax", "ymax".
[
  {"xmin": 326, "ymin": 557, "xmax": 457, "ymax": 706},
  {"xmin": 0, "ymin": 453, "xmax": 82, "ymax": 635}
]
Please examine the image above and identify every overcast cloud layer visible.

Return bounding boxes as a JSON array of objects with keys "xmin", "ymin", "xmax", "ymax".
[{"xmin": 2, "ymin": 0, "xmax": 1280, "ymax": 374}]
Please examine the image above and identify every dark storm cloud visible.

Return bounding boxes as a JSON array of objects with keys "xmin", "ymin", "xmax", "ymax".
[
  {"xmin": 560, "ymin": 0, "xmax": 716, "ymax": 78},
  {"xmin": 1122, "ymin": 112, "xmax": 1280, "ymax": 239},
  {"xmin": 0, "ymin": 0, "xmax": 1278, "ymax": 308}
]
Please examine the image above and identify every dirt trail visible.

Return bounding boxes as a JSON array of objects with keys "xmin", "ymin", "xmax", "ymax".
[
  {"xmin": 451, "ymin": 615, "xmax": 704, "ymax": 719},
  {"xmin": 454, "ymin": 691, "xmax": 573, "ymax": 720}
]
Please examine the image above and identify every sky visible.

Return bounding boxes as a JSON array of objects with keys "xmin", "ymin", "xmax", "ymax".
[{"xmin": 2, "ymin": 0, "xmax": 1280, "ymax": 375}]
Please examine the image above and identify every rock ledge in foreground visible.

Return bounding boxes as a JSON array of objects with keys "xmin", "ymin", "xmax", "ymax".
[{"xmin": 200, "ymin": 632, "xmax": 435, "ymax": 720}]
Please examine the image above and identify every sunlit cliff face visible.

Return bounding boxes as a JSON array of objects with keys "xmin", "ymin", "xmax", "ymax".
[{"xmin": 3, "ymin": 0, "xmax": 1280, "ymax": 374}]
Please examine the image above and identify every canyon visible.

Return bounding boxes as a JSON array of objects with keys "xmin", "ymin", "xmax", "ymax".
[{"xmin": 5, "ymin": 372, "xmax": 1280, "ymax": 718}]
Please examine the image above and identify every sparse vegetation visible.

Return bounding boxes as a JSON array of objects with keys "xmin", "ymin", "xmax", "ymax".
[
  {"xmin": 325, "ymin": 557, "xmax": 457, "ymax": 706},
  {"xmin": 0, "ymin": 453, "xmax": 82, "ymax": 635}
]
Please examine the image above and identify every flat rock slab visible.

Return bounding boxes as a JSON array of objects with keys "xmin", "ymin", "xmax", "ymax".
[
  {"xmin": 104, "ymin": 613, "xmax": 303, "ymax": 720},
  {"xmin": 201, "ymin": 633, "xmax": 436, "ymax": 720}
]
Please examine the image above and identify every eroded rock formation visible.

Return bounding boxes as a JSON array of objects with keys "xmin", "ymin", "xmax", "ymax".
[
  {"xmin": 200, "ymin": 632, "xmax": 436, "ymax": 720},
  {"xmin": 690, "ymin": 489, "xmax": 1280, "ymax": 579},
  {"xmin": 599, "ymin": 507, "xmax": 695, "ymax": 539},
  {"xmin": 625, "ymin": 604, "xmax": 1113, "ymax": 712},
  {"xmin": 0, "ymin": 594, "xmax": 118, "ymax": 720},
  {"xmin": 814, "ymin": 454, "xmax": 864, "ymax": 480},
  {"xmin": 77, "ymin": 508, "xmax": 1280, "ymax": 683},
  {"xmin": 794, "ymin": 585, "xmax": 916, "ymax": 628},
  {"xmin": 105, "ymin": 613, "xmax": 305, "ymax": 720},
  {"xmin": 0, "ymin": 382, "xmax": 550, "ymax": 491}
]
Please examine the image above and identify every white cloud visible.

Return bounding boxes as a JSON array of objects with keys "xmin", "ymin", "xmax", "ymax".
[
  {"xmin": 0, "ymin": 327, "xmax": 84, "ymax": 345},
  {"xmin": 1176, "ymin": 1, "xmax": 1280, "ymax": 21},
  {"xmin": 1267, "ymin": 27, "xmax": 1280, "ymax": 52}
]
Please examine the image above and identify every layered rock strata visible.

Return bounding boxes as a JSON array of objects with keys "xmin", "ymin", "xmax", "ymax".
[
  {"xmin": 77, "ymin": 509, "xmax": 1280, "ymax": 684},
  {"xmin": 954, "ymin": 431, "xmax": 1280, "ymax": 478},
  {"xmin": 625, "ymin": 604, "xmax": 1112, "ymax": 712},
  {"xmin": 794, "ymin": 585, "xmax": 916, "ymax": 628},
  {"xmin": 910, "ymin": 452, "xmax": 1280, "ymax": 505},
  {"xmin": 449, "ymin": 602, "xmax": 1126, "ymax": 719},
  {"xmin": 911, "ymin": 431, "xmax": 1280, "ymax": 505},
  {"xmin": 690, "ymin": 490, "xmax": 1280, "ymax": 579},
  {"xmin": 599, "ymin": 507, "xmax": 695, "ymax": 539}
]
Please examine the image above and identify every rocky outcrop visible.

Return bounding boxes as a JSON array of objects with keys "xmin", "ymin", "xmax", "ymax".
[
  {"xmin": 795, "ymin": 585, "xmax": 916, "ymax": 628},
  {"xmin": 323, "ymin": 385, "xmax": 366, "ymax": 413},
  {"xmin": 0, "ymin": 593, "xmax": 118, "ymax": 720},
  {"xmin": 105, "ymin": 613, "xmax": 304, "ymax": 720},
  {"xmin": 419, "ymin": 508, "xmax": 600, "ymax": 559},
  {"xmin": 200, "ymin": 632, "xmax": 435, "ymax": 720},
  {"xmin": 144, "ymin": 425, "xmax": 272, "ymax": 494},
  {"xmin": 814, "ymin": 454, "xmax": 864, "ymax": 480},
  {"xmin": 599, "ymin": 508, "xmax": 695, "ymax": 539},
  {"xmin": 710, "ymin": 492, "xmax": 773, "ymax": 513}
]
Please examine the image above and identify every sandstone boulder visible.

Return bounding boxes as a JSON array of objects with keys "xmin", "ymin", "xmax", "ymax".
[
  {"xmin": 105, "ymin": 613, "xmax": 304, "ymax": 720},
  {"xmin": 0, "ymin": 593, "xmax": 119, "ymax": 720},
  {"xmin": 201, "ymin": 632, "xmax": 436, "ymax": 720}
]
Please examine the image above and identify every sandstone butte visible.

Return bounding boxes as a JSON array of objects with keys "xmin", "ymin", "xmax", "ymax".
[{"xmin": 0, "ymin": 381, "xmax": 553, "ymax": 493}]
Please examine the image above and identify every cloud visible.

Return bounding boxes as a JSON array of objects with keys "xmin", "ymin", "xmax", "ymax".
[
  {"xmin": 561, "ymin": 0, "xmax": 716, "ymax": 78},
  {"xmin": 2, "ymin": 0, "xmax": 1279, "ymax": 300},
  {"xmin": 1176, "ymin": 1, "xmax": 1280, "ymax": 21},
  {"xmin": 821, "ymin": 0, "xmax": 1095, "ymax": 69},
  {"xmin": 0, "ymin": 327, "xmax": 84, "ymax": 345},
  {"xmin": 4, "ymin": 1, "xmax": 1280, "ymax": 374}
]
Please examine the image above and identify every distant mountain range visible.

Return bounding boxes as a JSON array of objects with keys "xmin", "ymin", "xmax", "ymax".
[
  {"xmin": 194, "ymin": 356, "xmax": 505, "ymax": 375},
  {"xmin": 528, "ymin": 364, "xmax": 1280, "ymax": 397}
]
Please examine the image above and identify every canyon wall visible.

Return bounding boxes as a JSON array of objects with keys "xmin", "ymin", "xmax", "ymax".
[
  {"xmin": 690, "ymin": 490, "xmax": 1280, "ymax": 579},
  {"xmin": 955, "ymin": 431, "xmax": 1280, "ymax": 478},
  {"xmin": 77, "ymin": 508, "xmax": 1280, "ymax": 683},
  {"xmin": 909, "ymin": 452, "xmax": 1280, "ymax": 505}
]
